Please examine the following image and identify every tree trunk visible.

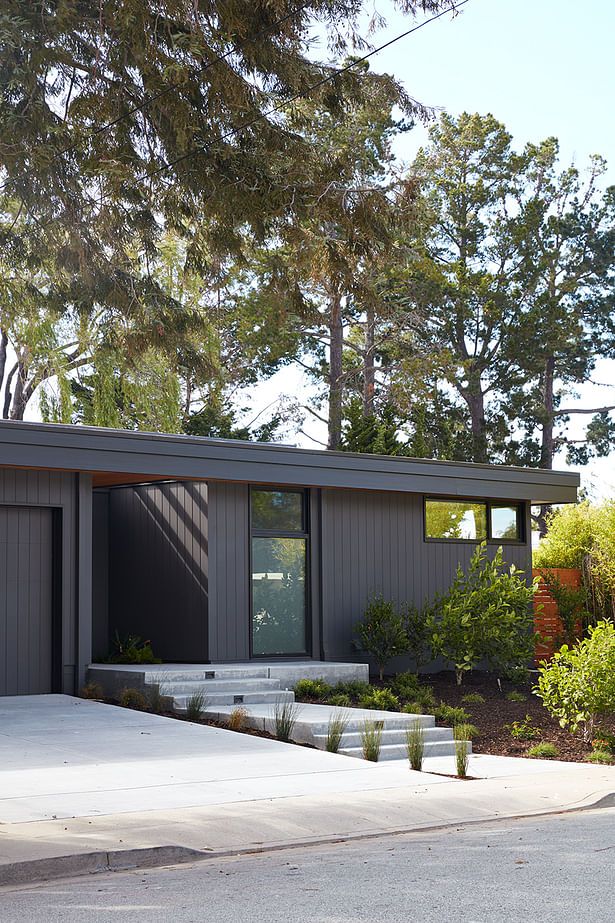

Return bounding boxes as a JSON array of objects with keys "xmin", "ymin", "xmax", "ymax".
[
  {"xmin": 464, "ymin": 388, "xmax": 488, "ymax": 463},
  {"xmin": 540, "ymin": 355, "xmax": 556, "ymax": 469},
  {"xmin": 363, "ymin": 304, "xmax": 375, "ymax": 418},
  {"xmin": 328, "ymin": 292, "xmax": 343, "ymax": 451},
  {"xmin": 0, "ymin": 329, "xmax": 7, "ymax": 392},
  {"xmin": 9, "ymin": 360, "xmax": 27, "ymax": 420}
]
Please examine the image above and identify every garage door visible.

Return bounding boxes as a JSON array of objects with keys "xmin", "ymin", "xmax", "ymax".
[{"xmin": 0, "ymin": 507, "xmax": 54, "ymax": 695}]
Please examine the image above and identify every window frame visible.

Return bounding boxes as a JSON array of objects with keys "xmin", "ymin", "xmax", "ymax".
[{"xmin": 423, "ymin": 496, "xmax": 525, "ymax": 545}]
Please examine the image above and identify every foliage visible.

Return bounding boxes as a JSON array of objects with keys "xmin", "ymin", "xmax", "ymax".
[
  {"xmin": 453, "ymin": 723, "xmax": 479, "ymax": 740},
  {"xmin": 534, "ymin": 620, "xmax": 615, "ymax": 742},
  {"xmin": 119, "ymin": 688, "xmax": 148, "ymax": 711},
  {"xmin": 431, "ymin": 543, "xmax": 538, "ymax": 684},
  {"xmin": 506, "ymin": 691, "xmax": 527, "ymax": 702},
  {"xmin": 330, "ymin": 680, "xmax": 371, "ymax": 701},
  {"xmin": 533, "ymin": 502, "xmax": 595, "ymax": 569},
  {"xmin": 328, "ymin": 693, "xmax": 352, "ymax": 708},
  {"xmin": 359, "ymin": 719, "xmax": 382, "ymax": 762},
  {"xmin": 454, "ymin": 735, "xmax": 470, "ymax": 778},
  {"xmin": 354, "ymin": 594, "xmax": 409, "ymax": 681},
  {"xmin": 358, "ymin": 687, "xmax": 400, "ymax": 712},
  {"xmin": 185, "ymin": 691, "xmax": 207, "ymax": 721},
  {"xmin": 586, "ymin": 749, "xmax": 613, "ymax": 765},
  {"xmin": 592, "ymin": 732, "xmax": 615, "ymax": 752},
  {"xmin": 103, "ymin": 631, "xmax": 161, "ymax": 664},
  {"xmin": 527, "ymin": 742, "xmax": 559, "ymax": 759},
  {"xmin": 505, "ymin": 715, "xmax": 541, "ymax": 740},
  {"xmin": 434, "ymin": 703, "xmax": 470, "ymax": 726},
  {"xmin": 405, "ymin": 719, "xmax": 425, "ymax": 771},
  {"xmin": 461, "ymin": 693, "xmax": 485, "ymax": 705},
  {"xmin": 80, "ymin": 682, "xmax": 104, "ymax": 700},
  {"xmin": 538, "ymin": 569, "xmax": 590, "ymax": 644},
  {"xmin": 293, "ymin": 679, "xmax": 332, "ymax": 701},
  {"xmin": 390, "ymin": 671, "xmax": 421, "ymax": 700},
  {"xmin": 400, "ymin": 601, "xmax": 435, "ymax": 672},
  {"xmin": 228, "ymin": 705, "xmax": 249, "ymax": 732},
  {"xmin": 272, "ymin": 700, "xmax": 300, "ymax": 742},
  {"xmin": 403, "ymin": 702, "xmax": 423, "ymax": 714},
  {"xmin": 326, "ymin": 710, "xmax": 350, "ymax": 753}
]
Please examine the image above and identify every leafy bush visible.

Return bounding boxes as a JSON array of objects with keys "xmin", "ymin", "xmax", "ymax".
[
  {"xmin": 538, "ymin": 568, "xmax": 590, "ymax": 644},
  {"xmin": 103, "ymin": 631, "xmax": 161, "ymax": 665},
  {"xmin": 358, "ymin": 687, "xmax": 400, "ymax": 712},
  {"xmin": 534, "ymin": 501, "xmax": 595, "ymax": 569},
  {"xmin": 330, "ymin": 680, "xmax": 370, "ymax": 700},
  {"xmin": 534, "ymin": 620, "xmax": 615, "ymax": 742},
  {"xmin": 328, "ymin": 693, "xmax": 352, "ymax": 708},
  {"xmin": 461, "ymin": 693, "xmax": 485, "ymax": 704},
  {"xmin": 399, "ymin": 600, "xmax": 435, "ymax": 672},
  {"xmin": 403, "ymin": 702, "xmax": 423, "ymax": 714},
  {"xmin": 354, "ymin": 594, "xmax": 409, "ymax": 681},
  {"xmin": 586, "ymin": 748, "xmax": 613, "ymax": 764},
  {"xmin": 453, "ymin": 722, "xmax": 479, "ymax": 740},
  {"xmin": 527, "ymin": 742, "xmax": 559, "ymax": 759},
  {"xmin": 504, "ymin": 715, "xmax": 541, "ymax": 740},
  {"xmin": 434, "ymin": 702, "xmax": 470, "ymax": 725},
  {"xmin": 119, "ymin": 688, "xmax": 148, "ymax": 710},
  {"xmin": 294, "ymin": 678, "xmax": 332, "ymax": 701},
  {"xmin": 390, "ymin": 671, "xmax": 420, "ymax": 700},
  {"xmin": 431, "ymin": 543, "xmax": 538, "ymax": 684}
]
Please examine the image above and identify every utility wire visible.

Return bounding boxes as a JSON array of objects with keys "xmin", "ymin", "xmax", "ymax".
[
  {"xmin": 0, "ymin": 0, "xmax": 316, "ymax": 194},
  {"xmin": 13, "ymin": 1, "xmax": 467, "ymax": 241}
]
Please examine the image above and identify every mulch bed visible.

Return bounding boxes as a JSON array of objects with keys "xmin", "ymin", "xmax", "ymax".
[{"xmin": 412, "ymin": 670, "xmax": 615, "ymax": 764}]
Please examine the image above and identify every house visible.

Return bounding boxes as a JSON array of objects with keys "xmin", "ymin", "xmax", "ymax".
[{"xmin": 0, "ymin": 420, "xmax": 579, "ymax": 696}]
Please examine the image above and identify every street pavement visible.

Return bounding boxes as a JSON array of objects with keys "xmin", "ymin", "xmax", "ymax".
[{"xmin": 0, "ymin": 695, "xmax": 613, "ymax": 888}]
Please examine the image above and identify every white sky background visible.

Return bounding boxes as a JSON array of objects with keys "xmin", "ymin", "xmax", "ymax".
[{"xmin": 243, "ymin": 0, "xmax": 615, "ymax": 498}]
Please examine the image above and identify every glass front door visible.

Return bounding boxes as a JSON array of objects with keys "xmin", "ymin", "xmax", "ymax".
[{"xmin": 251, "ymin": 489, "xmax": 308, "ymax": 657}]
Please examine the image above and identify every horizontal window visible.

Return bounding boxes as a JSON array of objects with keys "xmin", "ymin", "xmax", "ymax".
[{"xmin": 425, "ymin": 499, "xmax": 523, "ymax": 542}]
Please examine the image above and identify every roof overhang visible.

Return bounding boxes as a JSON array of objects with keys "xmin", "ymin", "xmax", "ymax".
[{"xmin": 0, "ymin": 421, "xmax": 579, "ymax": 504}]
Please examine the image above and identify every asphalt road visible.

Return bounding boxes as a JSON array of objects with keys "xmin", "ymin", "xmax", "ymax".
[{"xmin": 2, "ymin": 808, "xmax": 614, "ymax": 922}]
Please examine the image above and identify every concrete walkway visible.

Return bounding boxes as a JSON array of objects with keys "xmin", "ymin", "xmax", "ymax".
[{"xmin": 1, "ymin": 695, "xmax": 614, "ymax": 887}]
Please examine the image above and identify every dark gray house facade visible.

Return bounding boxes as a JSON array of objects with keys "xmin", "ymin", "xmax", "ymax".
[{"xmin": 0, "ymin": 421, "xmax": 579, "ymax": 696}]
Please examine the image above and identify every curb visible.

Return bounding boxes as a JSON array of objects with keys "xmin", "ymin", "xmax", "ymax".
[{"xmin": 2, "ymin": 792, "xmax": 614, "ymax": 888}]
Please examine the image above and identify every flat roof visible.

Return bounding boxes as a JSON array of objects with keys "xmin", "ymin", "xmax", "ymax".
[{"xmin": 0, "ymin": 420, "xmax": 579, "ymax": 504}]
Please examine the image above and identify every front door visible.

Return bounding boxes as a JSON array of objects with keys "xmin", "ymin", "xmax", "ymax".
[{"xmin": 250, "ymin": 488, "xmax": 309, "ymax": 657}]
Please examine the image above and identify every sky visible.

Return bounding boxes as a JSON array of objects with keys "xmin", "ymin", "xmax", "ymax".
[{"xmin": 249, "ymin": 0, "xmax": 615, "ymax": 498}]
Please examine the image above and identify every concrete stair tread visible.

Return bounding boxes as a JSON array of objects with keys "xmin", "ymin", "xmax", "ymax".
[{"xmin": 156, "ymin": 679, "xmax": 285, "ymax": 694}]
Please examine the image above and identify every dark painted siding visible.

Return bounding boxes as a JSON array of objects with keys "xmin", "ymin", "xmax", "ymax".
[
  {"xmin": 92, "ymin": 491, "xmax": 109, "ymax": 659},
  {"xmin": 320, "ymin": 488, "xmax": 531, "ymax": 661},
  {"xmin": 207, "ymin": 481, "xmax": 250, "ymax": 661},
  {"xmin": 108, "ymin": 481, "xmax": 208, "ymax": 661},
  {"xmin": 0, "ymin": 468, "xmax": 83, "ymax": 694}
]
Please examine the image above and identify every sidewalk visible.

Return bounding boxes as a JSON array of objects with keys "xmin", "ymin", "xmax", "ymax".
[{"xmin": 1, "ymin": 695, "xmax": 613, "ymax": 887}]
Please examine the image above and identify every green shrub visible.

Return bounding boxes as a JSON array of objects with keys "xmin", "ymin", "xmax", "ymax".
[
  {"xmin": 358, "ymin": 687, "xmax": 400, "ymax": 712},
  {"xmin": 403, "ymin": 702, "xmax": 423, "ymax": 714},
  {"xmin": 400, "ymin": 600, "xmax": 435, "ymax": 673},
  {"xmin": 330, "ymin": 680, "xmax": 370, "ymax": 701},
  {"xmin": 431, "ymin": 543, "xmax": 537, "ymax": 685},
  {"xmin": 592, "ymin": 732, "xmax": 615, "ymax": 752},
  {"xmin": 294, "ymin": 678, "xmax": 332, "ymax": 701},
  {"xmin": 504, "ymin": 714, "xmax": 541, "ymax": 740},
  {"xmin": 328, "ymin": 693, "xmax": 352, "ymax": 708},
  {"xmin": 119, "ymin": 688, "xmax": 148, "ymax": 710},
  {"xmin": 527, "ymin": 742, "xmax": 559, "ymax": 759},
  {"xmin": 453, "ymin": 722, "xmax": 479, "ymax": 740},
  {"xmin": 461, "ymin": 693, "xmax": 485, "ymax": 704},
  {"xmin": 533, "ymin": 501, "xmax": 594, "ymax": 570},
  {"xmin": 586, "ymin": 748, "xmax": 613, "ymax": 764},
  {"xmin": 80, "ymin": 682, "xmax": 104, "ymax": 700},
  {"xmin": 273, "ymin": 700, "xmax": 300, "ymax": 742},
  {"xmin": 103, "ymin": 631, "xmax": 162, "ymax": 665},
  {"xmin": 534, "ymin": 620, "xmax": 615, "ymax": 742},
  {"xmin": 434, "ymin": 702, "xmax": 470, "ymax": 725},
  {"xmin": 506, "ymin": 691, "xmax": 527, "ymax": 702},
  {"xmin": 354, "ymin": 594, "xmax": 408, "ymax": 681},
  {"xmin": 390, "ymin": 671, "xmax": 420, "ymax": 700}
]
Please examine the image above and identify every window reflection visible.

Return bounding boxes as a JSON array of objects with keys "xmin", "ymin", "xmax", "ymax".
[
  {"xmin": 251, "ymin": 490, "xmax": 303, "ymax": 532},
  {"xmin": 425, "ymin": 500, "xmax": 488, "ymax": 540},
  {"xmin": 252, "ymin": 537, "xmax": 306, "ymax": 655},
  {"xmin": 491, "ymin": 505, "xmax": 520, "ymax": 540}
]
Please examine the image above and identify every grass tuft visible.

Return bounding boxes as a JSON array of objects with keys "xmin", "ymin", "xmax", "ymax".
[
  {"xmin": 527, "ymin": 742, "xmax": 559, "ymax": 759},
  {"xmin": 461, "ymin": 693, "xmax": 485, "ymax": 704},
  {"xmin": 326, "ymin": 710, "xmax": 350, "ymax": 753},
  {"xmin": 405, "ymin": 719, "xmax": 425, "ymax": 771},
  {"xmin": 228, "ymin": 705, "xmax": 249, "ymax": 731},
  {"xmin": 273, "ymin": 699, "xmax": 300, "ymax": 742},
  {"xmin": 454, "ymin": 732, "xmax": 470, "ymax": 778},
  {"xmin": 360, "ymin": 719, "xmax": 383, "ymax": 762},
  {"xmin": 185, "ymin": 691, "xmax": 207, "ymax": 721}
]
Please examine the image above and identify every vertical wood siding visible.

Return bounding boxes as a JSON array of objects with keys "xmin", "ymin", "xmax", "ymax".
[
  {"xmin": 207, "ymin": 481, "xmax": 250, "ymax": 661},
  {"xmin": 108, "ymin": 482, "xmax": 209, "ymax": 661},
  {"xmin": 0, "ymin": 468, "xmax": 80, "ymax": 694},
  {"xmin": 320, "ymin": 488, "xmax": 531, "ymax": 660}
]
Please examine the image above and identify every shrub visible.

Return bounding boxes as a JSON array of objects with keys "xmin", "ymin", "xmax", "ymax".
[
  {"xmin": 354, "ymin": 594, "xmax": 408, "ymax": 681},
  {"xmin": 326, "ymin": 710, "xmax": 350, "ymax": 753},
  {"xmin": 534, "ymin": 501, "xmax": 594, "ymax": 570},
  {"xmin": 186, "ymin": 691, "xmax": 207, "ymax": 721},
  {"xmin": 453, "ymin": 722, "xmax": 479, "ymax": 740},
  {"xmin": 534, "ymin": 620, "xmax": 615, "ymax": 742},
  {"xmin": 506, "ymin": 691, "xmax": 527, "ymax": 702},
  {"xmin": 527, "ymin": 742, "xmax": 559, "ymax": 759},
  {"xmin": 434, "ymin": 702, "xmax": 470, "ymax": 725},
  {"xmin": 80, "ymin": 682, "xmax": 104, "ymax": 700},
  {"xmin": 400, "ymin": 600, "xmax": 435, "ymax": 672},
  {"xmin": 403, "ymin": 702, "xmax": 423, "ymax": 714},
  {"xmin": 538, "ymin": 569, "xmax": 590, "ymax": 645},
  {"xmin": 228, "ymin": 705, "xmax": 249, "ymax": 731},
  {"xmin": 294, "ymin": 678, "xmax": 332, "ymax": 701},
  {"xmin": 390, "ymin": 670, "xmax": 420, "ymax": 700},
  {"xmin": 328, "ymin": 693, "xmax": 352, "ymax": 708},
  {"xmin": 103, "ymin": 631, "xmax": 162, "ymax": 664},
  {"xmin": 358, "ymin": 687, "xmax": 400, "ymax": 712},
  {"xmin": 405, "ymin": 719, "xmax": 425, "ymax": 771},
  {"xmin": 273, "ymin": 700, "xmax": 300, "ymax": 742},
  {"xmin": 119, "ymin": 688, "xmax": 148, "ymax": 710},
  {"xmin": 586, "ymin": 748, "xmax": 613, "ymax": 764},
  {"xmin": 505, "ymin": 715, "xmax": 541, "ymax": 740},
  {"xmin": 330, "ymin": 680, "xmax": 370, "ymax": 701},
  {"xmin": 359, "ymin": 719, "xmax": 382, "ymax": 761},
  {"xmin": 461, "ymin": 693, "xmax": 484, "ymax": 704},
  {"xmin": 431, "ymin": 543, "xmax": 538, "ymax": 685}
]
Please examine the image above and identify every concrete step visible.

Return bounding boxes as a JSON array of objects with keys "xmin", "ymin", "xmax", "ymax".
[
  {"xmin": 339, "ymin": 739, "xmax": 470, "ymax": 761},
  {"xmin": 311, "ymin": 726, "xmax": 454, "ymax": 749},
  {"xmin": 174, "ymin": 690, "xmax": 295, "ymax": 710},
  {"xmin": 295, "ymin": 712, "xmax": 436, "ymax": 736},
  {"xmin": 143, "ymin": 668, "xmax": 271, "ymax": 684},
  {"xmin": 155, "ymin": 678, "xmax": 284, "ymax": 695}
]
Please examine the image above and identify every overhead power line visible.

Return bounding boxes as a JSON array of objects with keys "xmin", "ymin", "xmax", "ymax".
[{"xmin": 12, "ymin": 1, "xmax": 468, "ymax": 242}]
